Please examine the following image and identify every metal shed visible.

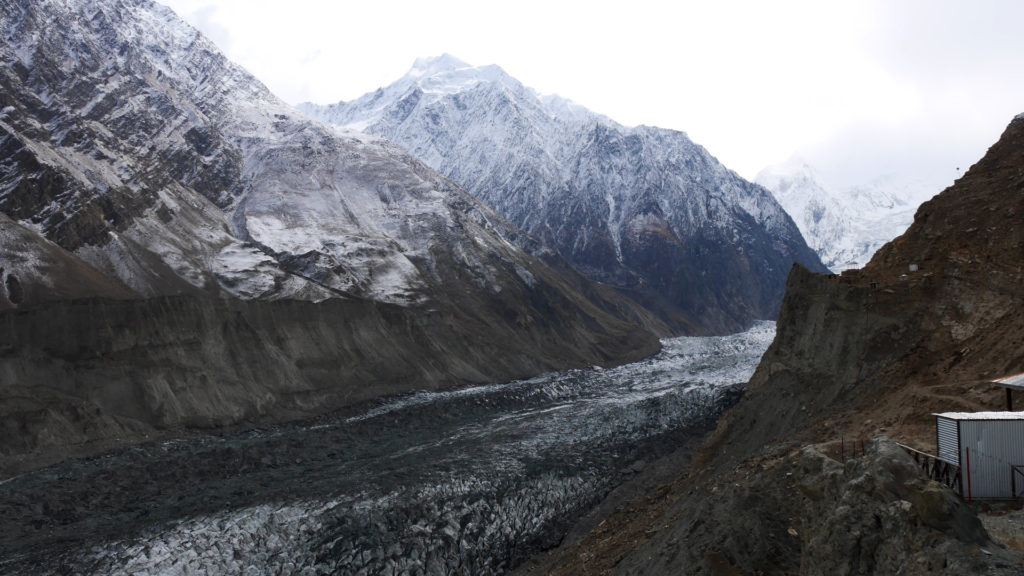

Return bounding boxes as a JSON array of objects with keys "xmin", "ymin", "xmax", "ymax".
[
  {"xmin": 935, "ymin": 412, "xmax": 1024, "ymax": 499},
  {"xmin": 992, "ymin": 372, "xmax": 1024, "ymax": 410}
]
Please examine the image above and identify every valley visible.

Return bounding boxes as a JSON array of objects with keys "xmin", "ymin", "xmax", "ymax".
[
  {"xmin": 0, "ymin": 325, "xmax": 771, "ymax": 575},
  {"xmin": 2, "ymin": 0, "xmax": 1022, "ymax": 574}
]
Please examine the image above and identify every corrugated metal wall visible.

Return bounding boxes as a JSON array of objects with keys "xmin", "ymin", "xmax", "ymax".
[
  {"xmin": 959, "ymin": 420, "xmax": 1024, "ymax": 499},
  {"xmin": 937, "ymin": 416, "xmax": 959, "ymax": 464}
]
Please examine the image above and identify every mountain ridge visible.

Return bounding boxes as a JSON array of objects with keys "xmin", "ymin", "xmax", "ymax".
[
  {"xmin": 300, "ymin": 55, "xmax": 828, "ymax": 335},
  {"xmin": 0, "ymin": 0, "xmax": 661, "ymax": 474},
  {"xmin": 515, "ymin": 114, "xmax": 1024, "ymax": 575}
]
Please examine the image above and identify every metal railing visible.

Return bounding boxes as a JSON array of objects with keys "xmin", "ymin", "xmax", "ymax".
[{"xmin": 896, "ymin": 443, "xmax": 963, "ymax": 495}]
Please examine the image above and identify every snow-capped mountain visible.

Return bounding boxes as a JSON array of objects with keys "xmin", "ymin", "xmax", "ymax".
[
  {"xmin": 0, "ymin": 0, "xmax": 663, "ymax": 447},
  {"xmin": 0, "ymin": 1, "xmax": 643, "ymax": 317},
  {"xmin": 756, "ymin": 159, "xmax": 934, "ymax": 272},
  {"xmin": 300, "ymin": 55, "xmax": 826, "ymax": 334}
]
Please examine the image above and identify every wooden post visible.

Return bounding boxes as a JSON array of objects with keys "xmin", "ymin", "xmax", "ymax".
[{"xmin": 1007, "ymin": 388, "xmax": 1014, "ymax": 411}]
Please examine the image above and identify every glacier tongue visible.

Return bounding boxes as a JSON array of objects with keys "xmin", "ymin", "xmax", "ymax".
[{"xmin": 0, "ymin": 323, "xmax": 773, "ymax": 575}]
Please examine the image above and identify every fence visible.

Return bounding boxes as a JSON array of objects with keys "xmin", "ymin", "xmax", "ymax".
[{"xmin": 896, "ymin": 442, "xmax": 963, "ymax": 495}]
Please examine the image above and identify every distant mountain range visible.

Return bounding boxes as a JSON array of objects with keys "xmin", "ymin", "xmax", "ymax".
[
  {"xmin": 300, "ymin": 54, "xmax": 827, "ymax": 334},
  {"xmin": 756, "ymin": 159, "xmax": 934, "ymax": 272}
]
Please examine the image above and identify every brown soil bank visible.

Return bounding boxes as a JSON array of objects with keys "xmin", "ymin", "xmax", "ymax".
[
  {"xmin": 0, "ymin": 294, "xmax": 658, "ymax": 478},
  {"xmin": 519, "ymin": 117, "xmax": 1024, "ymax": 574}
]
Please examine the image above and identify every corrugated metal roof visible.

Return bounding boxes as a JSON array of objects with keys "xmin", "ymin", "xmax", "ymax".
[
  {"xmin": 993, "ymin": 372, "xmax": 1024, "ymax": 390},
  {"xmin": 934, "ymin": 411, "xmax": 1024, "ymax": 420}
]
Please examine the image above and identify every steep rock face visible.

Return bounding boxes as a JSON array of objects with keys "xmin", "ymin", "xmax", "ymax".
[
  {"xmin": 1, "ymin": 3, "xmax": 499, "ymax": 304},
  {"xmin": 301, "ymin": 55, "xmax": 827, "ymax": 334},
  {"xmin": 0, "ymin": 213, "xmax": 136, "ymax": 310},
  {"xmin": 0, "ymin": 0, "xmax": 661, "ymax": 471},
  {"xmin": 0, "ymin": 292, "xmax": 658, "ymax": 476},
  {"xmin": 657, "ymin": 115, "xmax": 1024, "ymax": 482},
  {"xmin": 512, "ymin": 116, "xmax": 1024, "ymax": 574},
  {"xmin": 757, "ymin": 160, "xmax": 934, "ymax": 272},
  {"xmin": 518, "ymin": 437, "xmax": 1022, "ymax": 576},
  {"xmin": 0, "ymin": 2, "xmax": 653, "ymax": 317}
]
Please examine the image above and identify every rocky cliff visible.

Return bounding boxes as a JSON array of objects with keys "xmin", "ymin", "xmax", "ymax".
[
  {"xmin": 516, "ymin": 116, "xmax": 1024, "ymax": 574},
  {"xmin": 0, "ymin": 0, "xmax": 661, "ymax": 474}
]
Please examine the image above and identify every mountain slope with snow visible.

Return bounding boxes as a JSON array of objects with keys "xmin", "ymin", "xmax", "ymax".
[
  {"xmin": 0, "ymin": 0, "xmax": 660, "ymax": 469},
  {"xmin": 300, "ymin": 55, "xmax": 826, "ymax": 334},
  {"xmin": 756, "ymin": 160, "xmax": 935, "ymax": 272}
]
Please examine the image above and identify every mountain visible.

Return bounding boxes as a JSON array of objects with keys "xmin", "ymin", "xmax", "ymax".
[
  {"xmin": 756, "ymin": 159, "xmax": 934, "ymax": 272},
  {"xmin": 0, "ymin": 0, "xmax": 660, "ymax": 473},
  {"xmin": 516, "ymin": 116, "xmax": 1024, "ymax": 574},
  {"xmin": 299, "ymin": 55, "xmax": 827, "ymax": 335}
]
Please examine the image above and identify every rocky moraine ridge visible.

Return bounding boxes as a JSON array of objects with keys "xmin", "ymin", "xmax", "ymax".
[
  {"xmin": 0, "ymin": 0, "xmax": 664, "ymax": 474},
  {"xmin": 301, "ymin": 55, "xmax": 827, "ymax": 335}
]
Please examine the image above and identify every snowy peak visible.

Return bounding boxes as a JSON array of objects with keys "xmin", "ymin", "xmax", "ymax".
[
  {"xmin": 0, "ymin": 0, "xmax": 660, "ymax": 343},
  {"xmin": 404, "ymin": 54, "xmax": 516, "ymax": 92},
  {"xmin": 300, "ymin": 55, "xmax": 530, "ymax": 133},
  {"xmin": 756, "ymin": 158, "xmax": 824, "ymax": 195},
  {"xmin": 757, "ymin": 159, "xmax": 935, "ymax": 272},
  {"xmin": 301, "ymin": 57, "xmax": 826, "ymax": 334},
  {"xmin": 0, "ymin": 0, "xmax": 665, "ymax": 475},
  {"xmin": 408, "ymin": 53, "xmax": 471, "ymax": 76}
]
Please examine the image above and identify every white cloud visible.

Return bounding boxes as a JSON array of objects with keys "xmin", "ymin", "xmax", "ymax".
[{"xmin": 158, "ymin": 0, "xmax": 1024, "ymax": 191}]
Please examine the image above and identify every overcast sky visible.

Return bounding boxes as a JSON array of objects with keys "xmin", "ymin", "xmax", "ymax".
[{"xmin": 161, "ymin": 0, "xmax": 1024, "ymax": 191}]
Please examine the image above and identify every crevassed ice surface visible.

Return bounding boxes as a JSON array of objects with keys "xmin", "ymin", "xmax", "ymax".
[{"xmin": 0, "ymin": 323, "xmax": 775, "ymax": 576}]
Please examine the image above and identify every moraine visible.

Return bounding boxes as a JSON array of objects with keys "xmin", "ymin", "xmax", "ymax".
[{"xmin": 0, "ymin": 323, "xmax": 774, "ymax": 575}]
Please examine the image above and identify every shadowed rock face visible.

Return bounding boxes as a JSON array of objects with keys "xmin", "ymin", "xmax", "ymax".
[
  {"xmin": 0, "ymin": 0, "xmax": 662, "ymax": 473},
  {"xmin": 301, "ymin": 56, "xmax": 827, "ymax": 335},
  {"xmin": 0, "ymin": 287, "xmax": 660, "ymax": 477}
]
